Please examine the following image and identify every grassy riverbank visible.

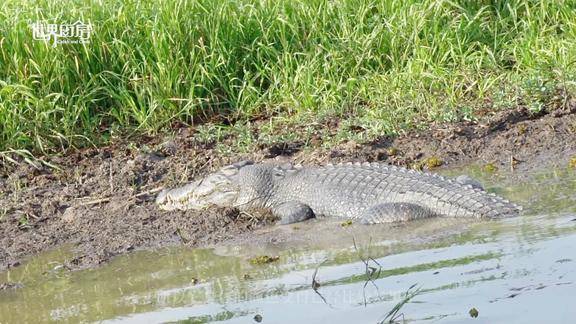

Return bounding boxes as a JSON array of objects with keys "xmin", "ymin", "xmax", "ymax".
[{"xmin": 1, "ymin": 0, "xmax": 575, "ymax": 154}]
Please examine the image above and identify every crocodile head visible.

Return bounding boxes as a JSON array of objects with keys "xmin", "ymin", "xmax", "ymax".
[{"xmin": 156, "ymin": 161, "xmax": 254, "ymax": 211}]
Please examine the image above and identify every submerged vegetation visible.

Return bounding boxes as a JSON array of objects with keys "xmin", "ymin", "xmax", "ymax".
[
  {"xmin": 248, "ymin": 255, "xmax": 280, "ymax": 265},
  {"xmin": 379, "ymin": 284, "xmax": 422, "ymax": 324},
  {"xmin": 1, "ymin": 0, "xmax": 575, "ymax": 153}
]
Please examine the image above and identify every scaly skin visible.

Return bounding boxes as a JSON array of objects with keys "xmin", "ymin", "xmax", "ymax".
[{"xmin": 156, "ymin": 161, "xmax": 521, "ymax": 224}]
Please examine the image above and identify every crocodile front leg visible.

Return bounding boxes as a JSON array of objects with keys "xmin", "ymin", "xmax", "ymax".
[
  {"xmin": 359, "ymin": 203, "xmax": 436, "ymax": 224},
  {"xmin": 272, "ymin": 201, "xmax": 315, "ymax": 224}
]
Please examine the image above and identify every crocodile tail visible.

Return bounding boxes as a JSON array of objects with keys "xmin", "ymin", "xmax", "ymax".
[
  {"xmin": 326, "ymin": 162, "xmax": 522, "ymax": 219},
  {"xmin": 418, "ymin": 172, "xmax": 522, "ymax": 219}
]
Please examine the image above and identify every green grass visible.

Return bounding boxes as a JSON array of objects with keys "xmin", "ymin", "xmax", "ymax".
[{"xmin": 1, "ymin": 0, "xmax": 575, "ymax": 153}]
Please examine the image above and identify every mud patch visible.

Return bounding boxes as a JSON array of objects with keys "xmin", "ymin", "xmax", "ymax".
[
  {"xmin": 345, "ymin": 104, "xmax": 576, "ymax": 172},
  {"xmin": 0, "ymin": 146, "xmax": 274, "ymax": 270},
  {"xmin": 0, "ymin": 282, "xmax": 24, "ymax": 291},
  {"xmin": 1, "ymin": 101, "xmax": 575, "ymax": 270}
]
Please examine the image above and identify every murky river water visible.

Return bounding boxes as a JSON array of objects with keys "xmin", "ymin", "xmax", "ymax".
[{"xmin": 1, "ymin": 167, "xmax": 575, "ymax": 323}]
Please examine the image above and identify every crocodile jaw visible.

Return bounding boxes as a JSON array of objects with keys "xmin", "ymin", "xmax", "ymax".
[{"xmin": 156, "ymin": 174, "xmax": 239, "ymax": 211}]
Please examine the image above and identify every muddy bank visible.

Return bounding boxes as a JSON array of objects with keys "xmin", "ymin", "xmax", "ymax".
[{"xmin": 1, "ymin": 101, "xmax": 575, "ymax": 271}]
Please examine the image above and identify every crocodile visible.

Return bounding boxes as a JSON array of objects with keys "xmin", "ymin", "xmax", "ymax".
[{"xmin": 156, "ymin": 161, "xmax": 521, "ymax": 224}]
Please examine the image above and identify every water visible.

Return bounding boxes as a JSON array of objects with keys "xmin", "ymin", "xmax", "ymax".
[{"xmin": 1, "ymin": 167, "xmax": 575, "ymax": 324}]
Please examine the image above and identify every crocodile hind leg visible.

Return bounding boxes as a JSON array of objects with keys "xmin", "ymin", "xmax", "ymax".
[
  {"xmin": 359, "ymin": 203, "xmax": 436, "ymax": 224},
  {"xmin": 273, "ymin": 201, "xmax": 315, "ymax": 224}
]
